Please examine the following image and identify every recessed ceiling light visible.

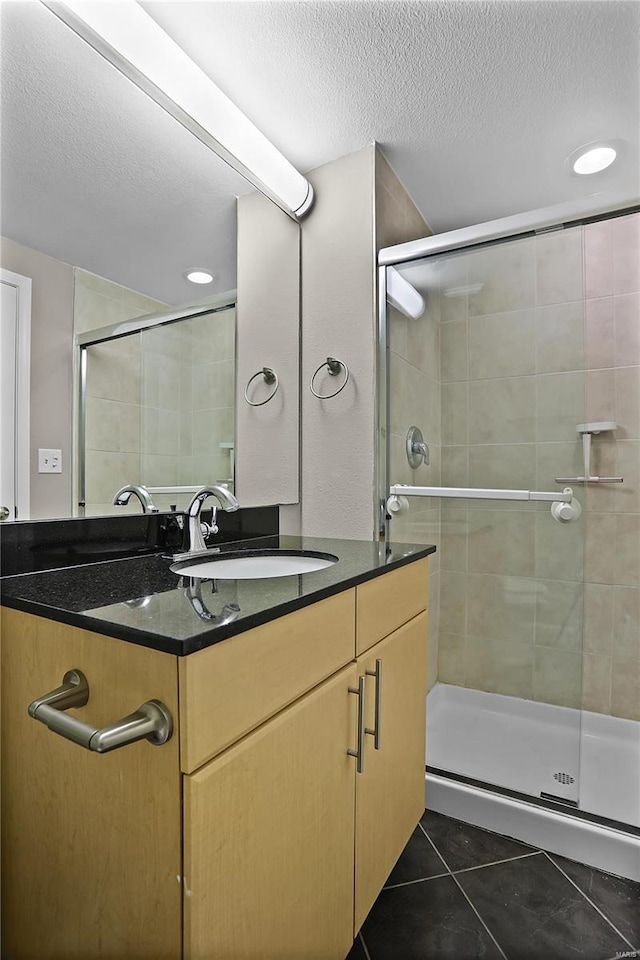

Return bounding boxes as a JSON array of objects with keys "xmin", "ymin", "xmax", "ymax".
[
  {"xmin": 186, "ymin": 270, "xmax": 216, "ymax": 285},
  {"xmin": 568, "ymin": 142, "xmax": 618, "ymax": 176},
  {"xmin": 573, "ymin": 147, "xmax": 616, "ymax": 175}
]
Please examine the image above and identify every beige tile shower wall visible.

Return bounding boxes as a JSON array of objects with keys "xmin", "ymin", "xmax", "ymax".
[
  {"xmin": 139, "ymin": 322, "xmax": 181, "ymax": 512},
  {"xmin": 75, "ymin": 269, "xmax": 165, "ymax": 516},
  {"xmin": 581, "ymin": 213, "xmax": 640, "ymax": 722},
  {"xmin": 438, "ymin": 214, "xmax": 640, "ymax": 722},
  {"xmin": 389, "ymin": 297, "xmax": 441, "ymax": 693},
  {"xmin": 175, "ymin": 309, "xmax": 235, "ymax": 506},
  {"xmin": 438, "ymin": 228, "xmax": 588, "ymax": 712},
  {"xmin": 74, "ymin": 269, "xmax": 167, "ymax": 335},
  {"xmin": 377, "ymin": 153, "xmax": 439, "ymax": 689}
]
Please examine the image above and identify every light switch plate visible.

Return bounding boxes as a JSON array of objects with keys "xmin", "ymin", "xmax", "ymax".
[{"xmin": 38, "ymin": 448, "xmax": 62, "ymax": 473}]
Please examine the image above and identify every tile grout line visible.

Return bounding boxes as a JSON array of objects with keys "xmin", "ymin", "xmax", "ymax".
[
  {"xmin": 419, "ymin": 818, "xmax": 543, "ymax": 876},
  {"xmin": 450, "ymin": 872, "xmax": 510, "ymax": 960},
  {"xmin": 542, "ymin": 852, "xmax": 639, "ymax": 951},
  {"xmin": 417, "ymin": 820, "xmax": 453, "ymax": 874},
  {"xmin": 417, "ymin": 820, "xmax": 511, "ymax": 960},
  {"xmin": 384, "ymin": 871, "xmax": 451, "ymax": 890},
  {"xmin": 452, "ymin": 849, "xmax": 542, "ymax": 876},
  {"xmin": 357, "ymin": 931, "xmax": 372, "ymax": 960},
  {"xmin": 383, "ymin": 850, "xmax": 543, "ymax": 891}
]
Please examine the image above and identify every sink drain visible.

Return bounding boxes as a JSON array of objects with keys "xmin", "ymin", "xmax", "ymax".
[{"xmin": 553, "ymin": 772, "xmax": 575, "ymax": 785}]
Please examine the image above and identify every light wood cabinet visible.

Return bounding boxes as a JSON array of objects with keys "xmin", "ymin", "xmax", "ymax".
[
  {"xmin": 0, "ymin": 608, "xmax": 182, "ymax": 960},
  {"xmin": 1, "ymin": 558, "xmax": 429, "ymax": 960},
  {"xmin": 356, "ymin": 557, "xmax": 428, "ymax": 655},
  {"xmin": 354, "ymin": 612, "xmax": 428, "ymax": 931},
  {"xmin": 179, "ymin": 589, "xmax": 355, "ymax": 773},
  {"xmin": 184, "ymin": 665, "xmax": 358, "ymax": 960}
]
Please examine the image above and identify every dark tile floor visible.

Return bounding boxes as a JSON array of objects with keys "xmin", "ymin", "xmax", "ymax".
[{"xmin": 347, "ymin": 809, "xmax": 640, "ymax": 960}]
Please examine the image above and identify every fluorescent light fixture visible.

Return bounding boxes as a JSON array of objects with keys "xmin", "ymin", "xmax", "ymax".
[
  {"xmin": 568, "ymin": 141, "xmax": 618, "ymax": 176},
  {"xmin": 185, "ymin": 269, "xmax": 215, "ymax": 285},
  {"xmin": 387, "ymin": 266, "xmax": 425, "ymax": 320},
  {"xmin": 41, "ymin": 1, "xmax": 314, "ymax": 220}
]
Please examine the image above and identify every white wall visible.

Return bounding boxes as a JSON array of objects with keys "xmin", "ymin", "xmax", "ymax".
[
  {"xmin": 236, "ymin": 191, "xmax": 300, "ymax": 506},
  {"xmin": 0, "ymin": 237, "xmax": 73, "ymax": 518},
  {"xmin": 300, "ymin": 146, "xmax": 377, "ymax": 539},
  {"xmin": 299, "ymin": 146, "xmax": 432, "ymax": 542}
]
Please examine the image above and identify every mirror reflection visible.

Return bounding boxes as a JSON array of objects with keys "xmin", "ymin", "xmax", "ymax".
[
  {"xmin": 81, "ymin": 301, "xmax": 236, "ymax": 517},
  {"xmin": 0, "ymin": 1, "xmax": 299, "ymax": 522}
]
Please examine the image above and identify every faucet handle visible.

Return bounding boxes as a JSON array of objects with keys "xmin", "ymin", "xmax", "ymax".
[{"xmin": 200, "ymin": 519, "xmax": 217, "ymax": 541}]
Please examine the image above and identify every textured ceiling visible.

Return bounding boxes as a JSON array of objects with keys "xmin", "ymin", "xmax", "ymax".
[{"xmin": 2, "ymin": 1, "xmax": 639, "ymax": 303}]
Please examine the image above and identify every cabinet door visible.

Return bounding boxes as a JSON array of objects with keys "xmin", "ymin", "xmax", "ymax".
[
  {"xmin": 354, "ymin": 611, "xmax": 428, "ymax": 932},
  {"xmin": 184, "ymin": 664, "xmax": 358, "ymax": 960},
  {"xmin": 1, "ymin": 609, "xmax": 182, "ymax": 960}
]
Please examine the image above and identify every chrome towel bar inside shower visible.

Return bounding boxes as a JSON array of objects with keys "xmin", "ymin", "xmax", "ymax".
[{"xmin": 388, "ymin": 484, "xmax": 573, "ymax": 503}]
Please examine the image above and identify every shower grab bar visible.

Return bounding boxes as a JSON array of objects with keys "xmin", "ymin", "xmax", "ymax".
[
  {"xmin": 389, "ymin": 484, "xmax": 573, "ymax": 503},
  {"xmin": 145, "ymin": 483, "xmax": 232, "ymax": 495}
]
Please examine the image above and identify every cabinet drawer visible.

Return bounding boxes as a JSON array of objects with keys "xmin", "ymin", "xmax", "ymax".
[
  {"xmin": 356, "ymin": 558, "xmax": 428, "ymax": 655},
  {"xmin": 178, "ymin": 588, "xmax": 356, "ymax": 772}
]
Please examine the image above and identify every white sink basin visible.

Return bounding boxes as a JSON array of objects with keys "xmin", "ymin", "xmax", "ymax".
[{"xmin": 171, "ymin": 551, "xmax": 338, "ymax": 580}]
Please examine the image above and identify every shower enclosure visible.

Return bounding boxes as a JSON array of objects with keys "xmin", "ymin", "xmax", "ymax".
[
  {"xmin": 76, "ymin": 297, "xmax": 236, "ymax": 516},
  {"xmin": 378, "ymin": 206, "xmax": 640, "ymax": 880}
]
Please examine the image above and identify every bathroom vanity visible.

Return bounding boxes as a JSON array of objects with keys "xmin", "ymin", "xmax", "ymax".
[{"xmin": 1, "ymin": 536, "xmax": 433, "ymax": 960}]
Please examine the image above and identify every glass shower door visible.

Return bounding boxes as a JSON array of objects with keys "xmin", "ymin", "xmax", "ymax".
[
  {"xmin": 384, "ymin": 225, "xmax": 587, "ymax": 807},
  {"xmin": 80, "ymin": 305, "xmax": 236, "ymax": 516}
]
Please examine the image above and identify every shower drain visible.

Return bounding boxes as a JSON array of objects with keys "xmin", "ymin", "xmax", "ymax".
[{"xmin": 553, "ymin": 772, "xmax": 575, "ymax": 785}]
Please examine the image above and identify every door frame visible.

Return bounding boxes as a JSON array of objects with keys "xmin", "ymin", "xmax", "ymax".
[{"xmin": 1, "ymin": 268, "xmax": 32, "ymax": 520}]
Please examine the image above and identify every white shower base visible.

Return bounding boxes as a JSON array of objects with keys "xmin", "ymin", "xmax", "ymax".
[{"xmin": 426, "ymin": 683, "xmax": 640, "ymax": 881}]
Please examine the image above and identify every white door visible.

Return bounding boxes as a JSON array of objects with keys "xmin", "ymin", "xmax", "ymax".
[{"xmin": 0, "ymin": 269, "xmax": 31, "ymax": 521}]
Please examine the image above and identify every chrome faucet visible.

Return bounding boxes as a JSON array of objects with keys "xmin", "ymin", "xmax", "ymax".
[
  {"xmin": 185, "ymin": 484, "xmax": 240, "ymax": 555},
  {"xmin": 112, "ymin": 484, "xmax": 159, "ymax": 513}
]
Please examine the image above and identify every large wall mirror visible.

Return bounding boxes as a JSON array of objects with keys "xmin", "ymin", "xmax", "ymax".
[{"xmin": 0, "ymin": 1, "xmax": 300, "ymax": 521}]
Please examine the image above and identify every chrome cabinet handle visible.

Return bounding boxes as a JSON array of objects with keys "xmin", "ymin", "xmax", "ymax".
[
  {"xmin": 347, "ymin": 674, "xmax": 366, "ymax": 774},
  {"xmin": 365, "ymin": 658, "xmax": 383, "ymax": 750},
  {"xmin": 28, "ymin": 669, "xmax": 173, "ymax": 753}
]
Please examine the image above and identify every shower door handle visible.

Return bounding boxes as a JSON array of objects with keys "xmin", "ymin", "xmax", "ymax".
[{"xmin": 365, "ymin": 659, "xmax": 382, "ymax": 750}]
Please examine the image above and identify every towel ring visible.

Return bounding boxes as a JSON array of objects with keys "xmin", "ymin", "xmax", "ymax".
[
  {"xmin": 244, "ymin": 367, "xmax": 279, "ymax": 406},
  {"xmin": 310, "ymin": 357, "xmax": 349, "ymax": 400}
]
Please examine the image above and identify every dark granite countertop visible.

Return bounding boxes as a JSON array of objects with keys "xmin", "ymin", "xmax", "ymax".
[{"xmin": 0, "ymin": 536, "xmax": 435, "ymax": 656}]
